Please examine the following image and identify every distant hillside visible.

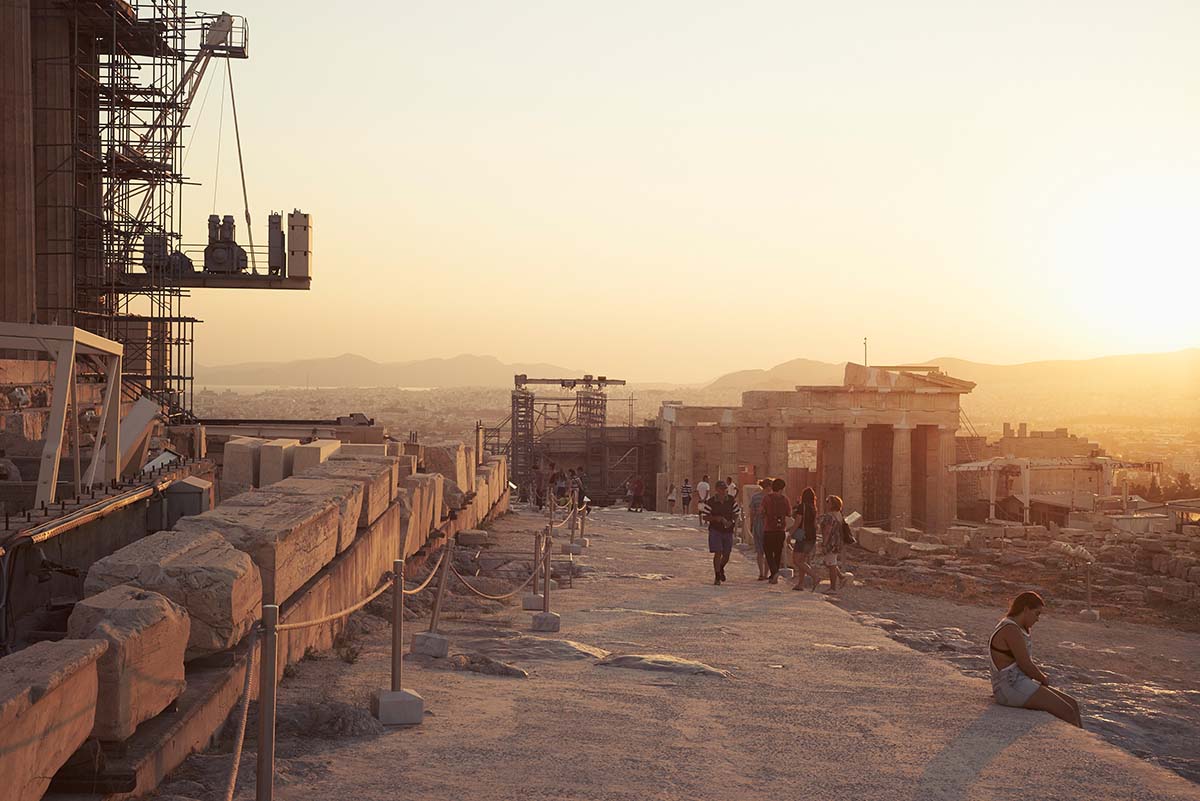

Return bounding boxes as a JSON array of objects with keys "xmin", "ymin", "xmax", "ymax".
[
  {"xmin": 703, "ymin": 349, "xmax": 1200, "ymax": 423},
  {"xmin": 706, "ymin": 358, "xmax": 846, "ymax": 391},
  {"xmin": 195, "ymin": 353, "xmax": 579, "ymax": 388}
]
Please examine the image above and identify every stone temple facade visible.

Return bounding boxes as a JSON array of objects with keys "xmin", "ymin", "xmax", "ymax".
[{"xmin": 656, "ymin": 363, "xmax": 975, "ymax": 532}]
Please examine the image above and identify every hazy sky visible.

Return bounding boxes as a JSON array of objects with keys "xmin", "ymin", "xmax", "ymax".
[{"xmin": 177, "ymin": 0, "xmax": 1199, "ymax": 383}]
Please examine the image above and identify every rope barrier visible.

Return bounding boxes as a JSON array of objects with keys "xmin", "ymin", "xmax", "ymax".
[
  {"xmin": 221, "ymin": 624, "xmax": 258, "ymax": 801},
  {"xmin": 448, "ymin": 561, "xmax": 539, "ymax": 601},
  {"xmin": 275, "ymin": 573, "xmax": 394, "ymax": 632},
  {"xmin": 402, "ymin": 544, "xmax": 448, "ymax": 596}
]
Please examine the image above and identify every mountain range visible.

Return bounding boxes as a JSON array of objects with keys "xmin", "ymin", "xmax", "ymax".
[
  {"xmin": 704, "ymin": 349, "xmax": 1200, "ymax": 397},
  {"xmin": 195, "ymin": 349, "xmax": 1200, "ymax": 411}
]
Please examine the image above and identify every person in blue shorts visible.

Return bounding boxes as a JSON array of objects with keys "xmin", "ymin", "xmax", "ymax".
[{"xmin": 701, "ymin": 480, "xmax": 741, "ymax": 585}]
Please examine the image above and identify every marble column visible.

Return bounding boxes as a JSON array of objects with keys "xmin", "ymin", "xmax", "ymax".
[
  {"xmin": 890, "ymin": 424, "xmax": 913, "ymax": 531},
  {"xmin": 2, "ymin": 0, "xmax": 36, "ymax": 323},
  {"xmin": 842, "ymin": 423, "xmax": 865, "ymax": 516},
  {"xmin": 720, "ymin": 425, "xmax": 738, "ymax": 488},
  {"xmin": 933, "ymin": 426, "xmax": 958, "ymax": 532},
  {"xmin": 767, "ymin": 425, "xmax": 788, "ymax": 479}
]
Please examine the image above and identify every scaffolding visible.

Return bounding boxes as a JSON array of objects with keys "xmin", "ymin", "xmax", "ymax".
[{"xmin": 33, "ymin": 0, "xmax": 249, "ymax": 422}]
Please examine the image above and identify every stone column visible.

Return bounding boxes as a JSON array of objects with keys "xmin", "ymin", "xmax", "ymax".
[
  {"xmin": 1, "ymin": 0, "xmax": 37, "ymax": 324},
  {"xmin": 673, "ymin": 427, "xmax": 694, "ymax": 498},
  {"xmin": 720, "ymin": 425, "xmax": 738, "ymax": 487},
  {"xmin": 933, "ymin": 426, "xmax": 957, "ymax": 532},
  {"xmin": 767, "ymin": 425, "xmax": 788, "ymax": 479},
  {"xmin": 842, "ymin": 423, "xmax": 865, "ymax": 516},
  {"xmin": 890, "ymin": 424, "xmax": 913, "ymax": 531}
]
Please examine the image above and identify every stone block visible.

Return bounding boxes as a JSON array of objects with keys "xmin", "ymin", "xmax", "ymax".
[
  {"xmin": 404, "ymin": 473, "xmax": 444, "ymax": 539},
  {"xmin": 777, "ymin": 567, "xmax": 794, "ymax": 579},
  {"xmin": 885, "ymin": 537, "xmax": 912, "ymax": 559},
  {"xmin": 261, "ymin": 475, "xmax": 364, "ymax": 552},
  {"xmin": 337, "ymin": 443, "xmax": 388, "ymax": 457},
  {"xmin": 576, "ymin": 537, "xmax": 590, "ymax": 548},
  {"xmin": 67, "ymin": 585, "xmax": 189, "ymax": 741},
  {"xmin": 1188, "ymin": 566, "xmax": 1200, "ymax": 584},
  {"xmin": 901, "ymin": 527, "xmax": 924, "ymax": 540},
  {"xmin": 174, "ymin": 493, "xmax": 339, "ymax": 606},
  {"xmin": 0, "ymin": 640, "xmax": 107, "ymax": 801},
  {"xmin": 411, "ymin": 632, "xmax": 449, "ymax": 658},
  {"xmin": 223, "ymin": 437, "xmax": 265, "ymax": 488},
  {"xmin": 259, "ymin": 438, "xmax": 300, "ymax": 486},
  {"xmin": 308, "ymin": 458, "xmax": 393, "ymax": 528},
  {"xmin": 944, "ymin": 527, "xmax": 971, "ymax": 547},
  {"xmin": 531, "ymin": 611, "xmax": 561, "ymax": 632},
  {"xmin": 857, "ymin": 527, "xmax": 888, "ymax": 552},
  {"xmin": 1163, "ymin": 578, "xmax": 1193, "ymax": 601},
  {"xmin": 329, "ymin": 453, "xmax": 401, "ymax": 498},
  {"xmin": 1078, "ymin": 609, "xmax": 1101, "ymax": 622},
  {"xmin": 85, "ymin": 529, "xmax": 262, "ymax": 660},
  {"xmin": 522, "ymin": 593, "xmax": 545, "ymax": 610},
  {"xmin": 371, "ymin": 688, "xmax": 424, "ymax": 726},
  {"xmin": 424, "ymin": 441, "xmax": 469, "ymax": 490},
  {"xmin": 457, "ymin": 529, "xmax": 491, "ymax": 547},
  {"xmin": 385, "ymin": 450, "xmax": 417, "ymax": 478},
  {"xmin": 561, "ymin": 543, "xmax": 583, "ymax": 555},
  {"xmin": 909, "ymin": 542, "xmax": 951, "ymax": 557},
  {"xmin": 292, "ymin": 439, "xmax": 342, "ymax": 474},
  {"xmin": 443, "ymin": 478, "xmax": 469, "ymax": 511}
]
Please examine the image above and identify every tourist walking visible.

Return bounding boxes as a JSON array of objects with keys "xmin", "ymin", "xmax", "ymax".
[
  {"xmin": 761, "ymin": 478, "xmax": 791, "ymax": 584},
  {"xmin": 680, "ymin": 479, "xmax": 693, "ymax": 515},
  {"xmin": 667, "ymin": 484, "xmax": 677, "ymax": 514},
  {"xmin": 989, "ymin": 591, "xmax": 1082, "ymax": 727},
  {"xmin": 630, "ymin": 476, "xmax": 646, "ymax": 512},
  {"xmin": 816, "ymin": 495, "xmax": 849, "ymax": 592},
  {"xmin": 791, "ymin": 487, "xmax": 821, "ymax": 591},
  {"xmin": 725, "ymin": 477, "xmax": 738, "ymax": 497},
  {"xmin": 748, "ymin": 479, "xmax": 769, "ymax": 580},
  {"xmin": 701, "ymin": 480, "xmax": 740, "ymax": 585}
]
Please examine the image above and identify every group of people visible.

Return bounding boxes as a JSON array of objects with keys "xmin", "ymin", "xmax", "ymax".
[
  {"xmin": 694, "ymin": 476, "xmax": 852, "ymax": 592},
  {"xmin": 679, "ymin": 474, "xmax": 1083, "ymax": 728},
  {"xmin": 532, "ymin": 462, "xmax": 586, "ymax": 510}
]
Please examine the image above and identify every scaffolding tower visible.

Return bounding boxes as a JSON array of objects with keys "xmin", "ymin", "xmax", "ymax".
[{"xmin": 30, "ymin": 0, "xmax": 250, "ymax": 422}]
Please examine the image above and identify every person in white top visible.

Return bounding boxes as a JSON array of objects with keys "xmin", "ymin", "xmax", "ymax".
[
  {"xmin": 989, "ymin": 591, "xmax": 1082, "ymax": 727},
  {"xmin": 695, "ymin": 475, "xmax": 711, "ymax": 523}
]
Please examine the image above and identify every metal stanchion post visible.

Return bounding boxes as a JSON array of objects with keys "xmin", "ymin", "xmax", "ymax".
[
  {"xmin": 256, "ymin": 605, "xmax": 279, "ymax": 801},
  {"xmin": 542, "ymin": 535, "xmax": 552, "ymax": 614},
  {"xmin": 392, "ymin": 559, "xmax": 404, "ymax": 692},
  {"xmin": 1086, "ymin": 562, "xmax": 1092, "ymax": 610},
  {"xmin": 372, "ymin": 558, "xmax": 425, "ymax": 724},
  {"xmin": 428, "ymin": 539, "xmax": 454, "ymax": 634}
]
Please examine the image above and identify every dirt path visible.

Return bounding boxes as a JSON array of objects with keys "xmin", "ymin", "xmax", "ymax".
[{"xmin": 157, "ymin": 507, "xmax": 1200, "ymax": 801}]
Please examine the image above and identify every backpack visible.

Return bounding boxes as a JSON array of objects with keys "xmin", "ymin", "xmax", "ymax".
[{"xmin": 841, "ymin": 520, "xmax": 856, "ymax": 546}]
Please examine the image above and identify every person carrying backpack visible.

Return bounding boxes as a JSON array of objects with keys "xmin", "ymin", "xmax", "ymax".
[{"xmin": 761, "ymin": 477, "xmax": 791, "ymax": 584}]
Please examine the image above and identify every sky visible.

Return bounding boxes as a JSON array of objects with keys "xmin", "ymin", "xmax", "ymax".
[{"xmin": 175, "ymin": 0, "xmax": 1200, "ymax": 383}]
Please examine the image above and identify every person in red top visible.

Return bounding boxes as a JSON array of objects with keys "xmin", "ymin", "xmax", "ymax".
[
  {"xmin": 760, "ymin": 477, "xmax": 791, "ymax": 584},
  {"xmin": 630, "ymin": 476, "xmax": 645, "ymax": 512}
]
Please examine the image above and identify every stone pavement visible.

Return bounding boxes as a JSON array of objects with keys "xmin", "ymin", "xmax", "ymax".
[{"xmin": 258, "ymin": 507, "xmax": 1200, "ymax": 801}]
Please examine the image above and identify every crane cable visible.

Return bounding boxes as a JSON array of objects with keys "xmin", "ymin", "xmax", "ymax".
[
  {"xmin": 211, "ymin": 66, "xmax": 226, "ymax": 214},
  {"xmin": 225, "ymin": 58, "xmax": 258, "ymax": 273}
]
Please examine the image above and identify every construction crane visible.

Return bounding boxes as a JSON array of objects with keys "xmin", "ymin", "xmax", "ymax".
[
  {"xmin": 514, "ymin": 374, "xmax": 627, "ymax": 390},
  {"xmin": 111, "ymin": 12, "xmax": 250, "ymax": 264}
]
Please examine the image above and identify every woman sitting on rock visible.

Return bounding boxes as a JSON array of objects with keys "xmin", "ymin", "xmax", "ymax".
[{"xmin": 989, "ymin": 591, "xmax": 1082, "ymax": 727}]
